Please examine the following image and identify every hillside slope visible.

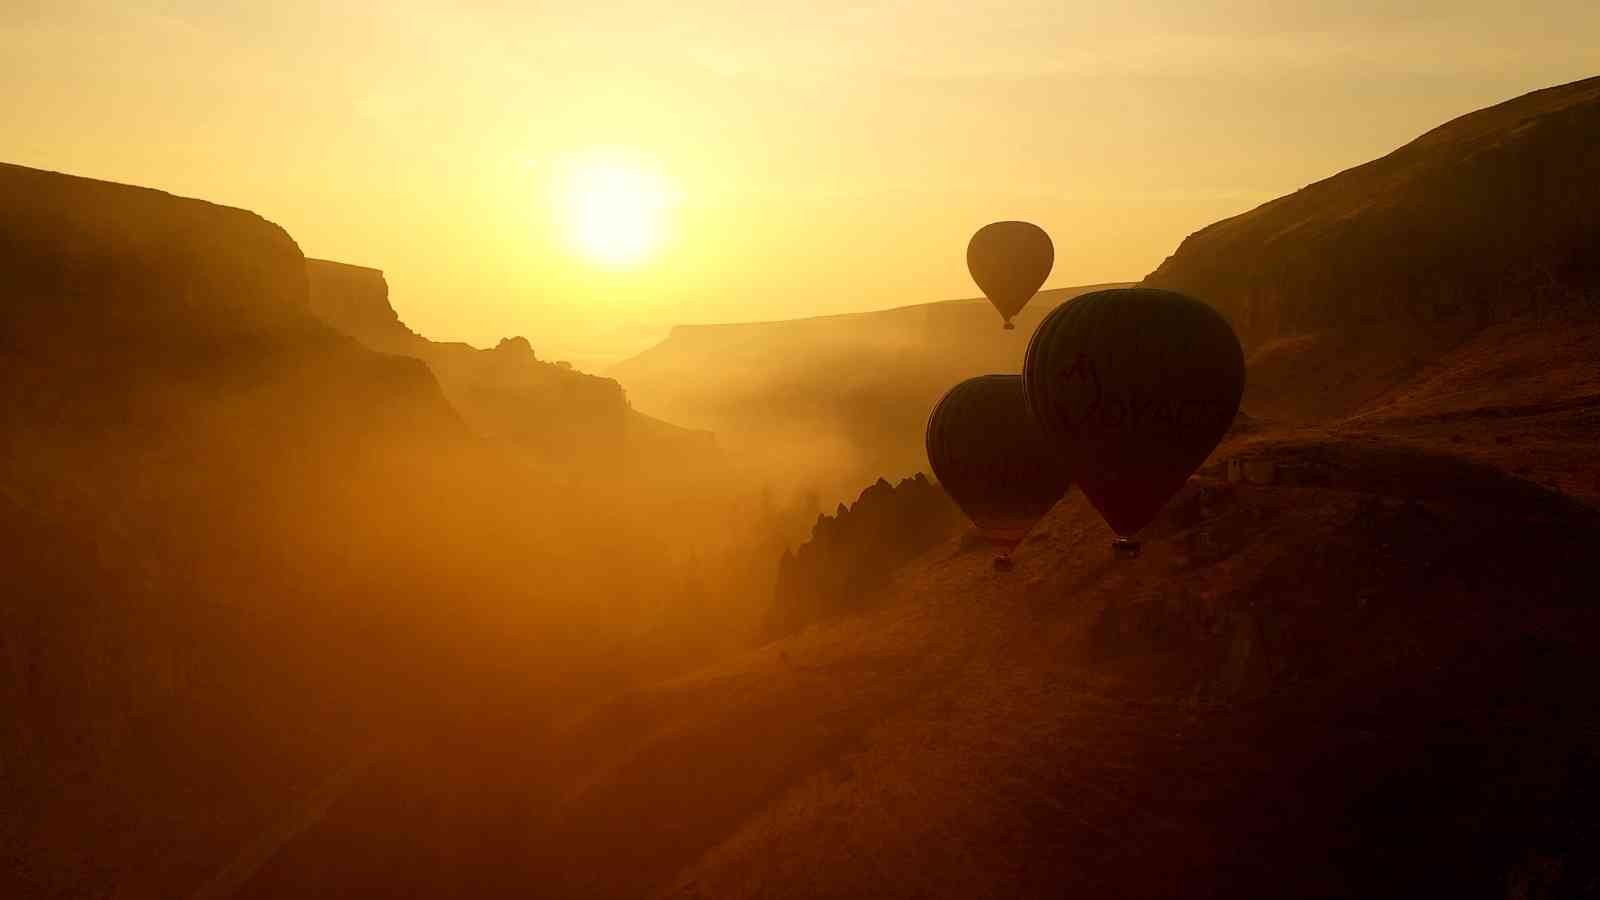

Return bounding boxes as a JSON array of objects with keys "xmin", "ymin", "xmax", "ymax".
[
  {"xmin": 1139, "ymin": 73, "xmax": 1600, "ymax": 482},
  {"xmin": 1145, "ymin": 76, "xmax": 1600, "ymax": 350},
  {"xmin": 235, "ymin": 409, "xmax": 1600, "ymax": 899}
]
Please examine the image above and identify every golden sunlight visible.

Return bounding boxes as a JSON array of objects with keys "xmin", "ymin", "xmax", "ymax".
[{"xmin": 554, "ymin": 153, "xmax": 673, "ymax": 268}]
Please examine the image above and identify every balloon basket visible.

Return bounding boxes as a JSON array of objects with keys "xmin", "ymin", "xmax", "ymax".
[
  {"xmin": 993, "ymin": 554, "xmax": 1015, "ymax": 572},
  {"xmin": 1111, "ymin": 538, "xmax": 1142, "ymax": 560},
  {"xmin": 1002, "ymin": 321, "xmax": 1016, "ymax": 330}
]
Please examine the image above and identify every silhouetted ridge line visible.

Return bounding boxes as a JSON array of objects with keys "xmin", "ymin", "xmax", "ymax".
[
  {"xmin": 1145, "ymin": 75, "xmax": 1600, "ymax": 348},
  {"xmin": 303, "ymin": 257, "xmax": 715, "ymax": 472},
  {"xmin": 1, "ymin": 161, "xmax": 311, "ymax": 339}
]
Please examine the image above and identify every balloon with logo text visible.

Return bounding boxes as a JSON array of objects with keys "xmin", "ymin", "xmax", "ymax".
[{"xmin": 1022, "ymin": 288, "xmax": 1243, "ymax": 552}]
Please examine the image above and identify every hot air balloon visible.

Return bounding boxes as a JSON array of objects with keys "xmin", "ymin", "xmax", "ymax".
[
  {"xmin": 1022, "ymin": 288, "xmax": 1243, "ymax": 557},
  {"xmin": 925, "ymin": 374, "xmax": 1071, "ymax": 569},
  {"xmin": 967, "ymin": 221, "xmax": 1053, "ymax": 330}
]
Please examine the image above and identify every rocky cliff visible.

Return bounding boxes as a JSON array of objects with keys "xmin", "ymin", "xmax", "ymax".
[
  {"xmin": 0, "ymin": 164, "xmax": 461, "ymax": 440},
  {"xmin": 305, "ymin": 258, "xmax": 713, "ymax": 471},
  {"xmin": 1, "ymin": 162, "xmax": 308, "ymax": 343},
  {"xmin": 298, "ymin": 259, "xmax": 419, "ymax": 349}
]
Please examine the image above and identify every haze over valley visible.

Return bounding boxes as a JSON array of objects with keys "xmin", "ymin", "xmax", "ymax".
[{"xmin": 4, "ymin": 8, "xmax": 1600, "ymax": 897}]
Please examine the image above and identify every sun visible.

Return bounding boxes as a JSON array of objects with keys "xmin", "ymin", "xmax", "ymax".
[{"xmin": 554, "ymin": 154, "xmax": 672, "ymax": 268}]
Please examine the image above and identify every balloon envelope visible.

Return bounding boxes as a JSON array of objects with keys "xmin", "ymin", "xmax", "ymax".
[
  {"xmin": 967, "ymin": 221, "xmax": 1054, "ymax": 329},
  {"xmin": 1023, "ymin": 288, "xmax": 1244, "ymax": 537},
  {"xmin": 925, "ymin": 374, "xmax": 1071, "ymax": 546}
]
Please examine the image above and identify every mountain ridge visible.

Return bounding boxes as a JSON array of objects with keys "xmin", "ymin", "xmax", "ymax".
[
  {"xmin": 614, "ymin": 284, "xmax": 1131, "ymax": 370},
  {"xmin": 1145, "ymin": 75, "xmax": 1600, "ymax": 349},
  {"xmin": 609, "ymin": 283, "xmax": 1133, "ymax": 502},
  {"xmin": 304, "ymin": 257, "xmax": 717, "ymax": 474}
]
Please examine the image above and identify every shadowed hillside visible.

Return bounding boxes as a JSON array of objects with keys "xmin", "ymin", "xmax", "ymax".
[
  {"xmin": 240, "ymin": 330, "xmax": 1600, "ymax": 897},
  {"xmin": 237, "ymin": 414, "xmax": 1600, "ymax": 899},
  {"xmin": 610, "ymin": 284, "xmax": 1128, "ymax": 504},
  {"xmin": 305, "ymin": 259, "xmax": 715, "ymax": 476},
  {"xmin": 1140, "ymin": 73, "xmax": 1600, "ymax": 493},
  {"xmin": 0, "ymin": 163, "xmax": 309, "ymax": 336},
  {"xmin": 0, "ymin": 164, "xmax": 782, "ymax": 899},
  {"xmin": 1145, "ymin": 76, "xmax": 1599, "ymax": 363}
]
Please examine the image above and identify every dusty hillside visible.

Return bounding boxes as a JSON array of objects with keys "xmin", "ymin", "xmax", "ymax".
[
  {"xmin": 1145, "ymin": 76, "xmax": 1600, "ymax": 349},
  {"xmin": 1137, "ymin": 74, "xmax": 1600, "ymax": 498},
  {"xmin": 305, "ymin": 259, "xmax": 715, "ymax": 477},
  {"xmin": 226, "ymin": 301, "xmax": 1600, "ymax": 899},
  {"xmin": 235, "ymin": 384, "xmax": 1600, "ymax": 898},
  {"xmin": 610, "ymin": 284, "xmax": 1128, "ymax": 502},
  {"xmin": 556, "ymin": 451, "xmax": 1597, "ymax": 900}
]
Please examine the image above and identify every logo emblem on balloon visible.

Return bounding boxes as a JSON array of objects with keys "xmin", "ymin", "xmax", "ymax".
[{"xmin": 1023, "ymin": 288, "xmax": 1244, "ymax": 542}]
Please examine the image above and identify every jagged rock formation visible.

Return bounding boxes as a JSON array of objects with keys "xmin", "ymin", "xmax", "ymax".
[
  {"xmin": 1145, "ymin": 76, "xmax": 1600, "ymax": 348},
  {"xmin": 298, "ymin": 259, "xmax": 420, "ymax": 347},
  {"xmin": 305, "ymin": 258, "xmax": 714, "ymax": 471},
  {"xmin": 766, "ymin": 474, "xmax": 963, "ymax": 636}
]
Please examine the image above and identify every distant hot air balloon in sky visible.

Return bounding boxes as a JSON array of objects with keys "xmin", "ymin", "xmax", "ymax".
[
  {"xmin": 967, "ymin": 221, "xmax": 1054, "ymax": 330},
  {"xmin": 1023, "ymin": 288, "xmax": 1243, "ymax": 556},
  {"xmin": 925, "ymin": 374, "xmax": 1071, "ymax": 568}
]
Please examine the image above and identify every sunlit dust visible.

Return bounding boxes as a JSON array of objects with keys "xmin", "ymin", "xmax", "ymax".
[{"xmin": 555, "ymin": 154, "xmax": 673, "ymax": 268}]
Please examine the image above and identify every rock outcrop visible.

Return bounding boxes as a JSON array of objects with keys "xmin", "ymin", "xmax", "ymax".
[
  {"xmin": 305, "ymin": 258, "xmax": 713, "ymax": 470},
  {"xmin": 0, "ymin": 164, "xmax": 462, "ymax": 440},
  {"xmin": 767, "ymin": 474, "xmax": 963, "ymax": 636},
  {"xmin": 1, "ymin": 162, "xmax": 309, "ymax": 345},
  {"xmin": 297, "ymin": 259, "xmax": 418, "ymax": 348}
]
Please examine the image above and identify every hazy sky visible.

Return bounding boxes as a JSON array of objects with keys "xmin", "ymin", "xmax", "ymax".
[{"xmin": 6, "ymin": 2, "xmax": 1598, "ymax": 363}]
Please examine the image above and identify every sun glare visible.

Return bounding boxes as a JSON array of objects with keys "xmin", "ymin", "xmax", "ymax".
[{"xmin": 555, "ymin": 154, "xmax": 672, "ymax": 268}]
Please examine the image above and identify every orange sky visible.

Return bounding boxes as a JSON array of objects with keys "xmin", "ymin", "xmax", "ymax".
[{"xmin": 6, "ymin": 2, "xmax": 1598, "ymax": 365}]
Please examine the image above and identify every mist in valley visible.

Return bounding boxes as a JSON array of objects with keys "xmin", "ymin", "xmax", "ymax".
[{"xmin": 6, "ymin": 7, "xmax": 1600, "ymax": 899}]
